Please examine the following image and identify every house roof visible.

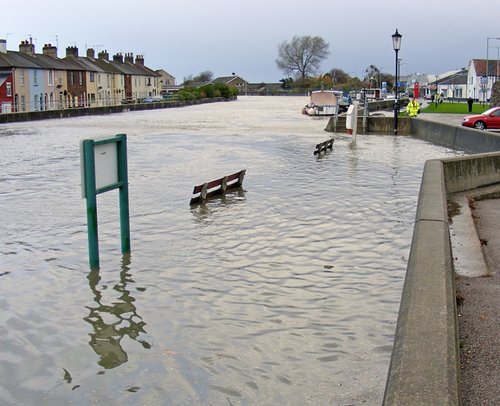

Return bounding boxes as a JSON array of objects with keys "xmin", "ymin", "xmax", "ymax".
[
  {"xmin": 82, "ymin": 56, "xmax": 123, "ymax": 73},
  {"xmin": 439, "ymin": 70, "xmax": 468, "ymax": 85},
  {"xmin": 156, "ymin": 69, "xmax": 175, "ymax": 78},
  {"xmin": 19, "ymin": 52, "xmax": 80, "ymax": 71},
  {"xmin": 471, "ymin": 59, "xmax": 500, "ymax": 77},
  {"xmin": 63, "ymin": 55, "xmax": 104, "ymax": 72},
  {"xmin": 213, "ymin": 75, "xmax": 247, "ymax": 84},
  {"xmin": 0, "ymin": 50, "xmax": 42, "ymax": 69}
]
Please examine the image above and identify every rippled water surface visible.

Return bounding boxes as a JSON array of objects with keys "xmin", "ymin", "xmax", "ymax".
[{"xmin": 0, "ymin": 96, "xmax": 458, "ymax": 405}]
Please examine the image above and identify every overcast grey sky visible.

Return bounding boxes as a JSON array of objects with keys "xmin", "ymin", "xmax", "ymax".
[{"xmin": 3, "ymin": 0, "xmax": 500, "ymax": 83}]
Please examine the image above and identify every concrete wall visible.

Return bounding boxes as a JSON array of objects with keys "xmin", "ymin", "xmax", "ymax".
[
  {"xmin": 325, "ymin": 115, "xmax": 412, "ymax": 135},
  {"xmin": 442, "ymin": 153, "xmax": 500, "ymax": 193},
  {"xmin": 411, "ymin": 120, "xmax": 500, "ymax": 153},
  {"xmin": 383, "ymin": 159, "xmax": 460, "ymax": 405},
  {"xmin": 383, "ymin": 151, "xmax": 500, "ymax": 405}
]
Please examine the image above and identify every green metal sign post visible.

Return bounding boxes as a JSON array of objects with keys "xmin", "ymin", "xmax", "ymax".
[{"xmin": 81, "ymin": 134, "xmax": 130, "ymax": 269}]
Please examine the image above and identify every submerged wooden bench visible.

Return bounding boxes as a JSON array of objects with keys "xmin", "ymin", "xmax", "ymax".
[
  {"xmin": 190, "ymin": 169, "xmax": 246, "ymax": 205},
  {"xmin": 313, "ymin": 137, "xmax": 334, "ymax": 155}
]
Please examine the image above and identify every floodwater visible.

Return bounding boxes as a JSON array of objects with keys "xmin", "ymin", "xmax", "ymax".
[{"xmin": 0, "ymin": 96, "xmax": 458, "ymax": 405}]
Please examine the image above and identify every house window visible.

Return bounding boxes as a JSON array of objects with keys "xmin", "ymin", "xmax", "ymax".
[
  {"xmin": 20, "ymin": 95, "xmax": 26, "ymax": 112},
  {"xmin": 33, "ymin": 70, "xmax": 38, "ymax": 86},
  {"xmin": 90, "ymin": 72, "xmax": 95, "ymax": 83},
  {"xmin": 48, "ymin": 70, "xmax": 54, "ymax": 86},
  {"xmin": 6, "ymin": 83, "xmax": 12, "ymax": 97},
  {"xmin": 58, "ymin": 71, "xmax": 63, "ymax": 86},
  {"xmin": 79, "ymin": 72, "xmax": 83, "ymax": 85},
  {"xmin": 70, "ymin": 72, "xmax": 74, "ymax": 86},
  {"xmin": 20, "ymin": 69, "xmax": 25, "ymax": 86},
  {"xmin": 106, "ymin": 74, "xmax": 110, "ymax": 88}
]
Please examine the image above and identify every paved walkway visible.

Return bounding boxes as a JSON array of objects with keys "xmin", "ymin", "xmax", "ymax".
[
  {"xmin": 422, "ymin": 111, "xmax": 499, "ymax": 405},
  {"xmin": 454, "ymin": 195, "xmax": 500, "ymax": 406}
]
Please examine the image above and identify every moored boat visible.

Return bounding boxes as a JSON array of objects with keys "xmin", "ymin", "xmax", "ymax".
[{"xmin": 302, "ymin": 90, "xmax": 347, "ymax": 116}]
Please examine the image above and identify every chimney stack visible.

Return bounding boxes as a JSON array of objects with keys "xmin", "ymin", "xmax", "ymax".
[
  {"xmin": 124, "ymin": 53, "xmax": 134, "ymax": 63},
  {"xmin": 0, "ymin": 39, "xmax": 6, "ymax": 54},
  {"xmin": 98, "ymin": 50, "xmax": 109, "ymax": 61},
  {"xmin": 42, "ymin": 43, "xmax": 57, "ymax": 58},
  {"xmin": 113, "ymin": 53, "xmax": 123, "ymax": 63},
  {"xmin": 87, "ymin": 48, "xmax": 95, "ymax": 58},
  {"xmin": 66, "ymin": 46, "xmax": 79, "ymax": 57},
  {"xmin": 135, "ymin": 54, "xmax": 144, "ymax": 65},
  {"xmin": 19, "ymin": 39, "xmax": 35, "ymax": 55}
]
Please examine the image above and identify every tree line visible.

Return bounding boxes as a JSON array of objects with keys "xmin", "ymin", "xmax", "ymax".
[
  {"xmin": 181, "ymin": 35, "xmax": 395, "ymax": 95},
  {"xmin": 276, "ymin": 35, "xmax": 395, "ymax": 93}
]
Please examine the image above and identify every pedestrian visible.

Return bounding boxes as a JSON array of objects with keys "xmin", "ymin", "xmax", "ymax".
[
  {"xmin": 467, "ymin": 97, "xmax": 473, "ymax": 112},
  {"xmin": 406, "ymin": 97, "xmax": 420, "ymax": 117}
]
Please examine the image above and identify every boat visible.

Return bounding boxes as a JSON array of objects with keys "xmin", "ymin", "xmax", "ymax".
[{"xmin": 302, "ymin": 90, "xmax": 348, "ymax": 116}]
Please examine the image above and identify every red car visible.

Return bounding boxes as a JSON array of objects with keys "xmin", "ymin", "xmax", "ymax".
[{"xmin": 461, "ymin": 107, "xmax": 500, "ymax": 130}]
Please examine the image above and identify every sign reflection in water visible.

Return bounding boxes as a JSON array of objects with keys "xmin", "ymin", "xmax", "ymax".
[{"xmin": 85, "ymin": 255, "xmax": 151, "ymax": 369}]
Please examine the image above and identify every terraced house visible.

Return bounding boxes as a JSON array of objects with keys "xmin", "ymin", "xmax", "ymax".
[{"xmin": 0, "ymin": 38, "xmax": 161, "ymax": 113}]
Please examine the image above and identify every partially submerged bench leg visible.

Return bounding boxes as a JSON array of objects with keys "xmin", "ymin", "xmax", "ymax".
[
  {"xmin": 237, "ymin": 170, "xmax": 246, "ymax": 186},
  {"xmin": 200, "ymin": 183, "xmax": 208, "ymax": 202},
  {"xmin": 220, "ymin": 176, "xmax": 228, "ymax": 193}
]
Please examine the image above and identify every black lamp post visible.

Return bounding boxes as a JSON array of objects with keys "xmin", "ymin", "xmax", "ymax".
[{"xmin": 392, "ymin": 29, "xmax": 402, "ymax": 135}]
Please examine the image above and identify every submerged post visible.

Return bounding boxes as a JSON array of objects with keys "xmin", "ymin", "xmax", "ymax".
[
  {"xmin": 81, "ymin": 134, "xmax": 130, "ymax": 269},
  {"xmin": 82, "ymin": 140, "xmax": 99, "ymax": 268},
  {"xmin": 117, "ymin": 134, "xmax": 131, "ymax": 255}
]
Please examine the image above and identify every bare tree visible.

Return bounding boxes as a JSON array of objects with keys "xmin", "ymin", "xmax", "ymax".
[
  {"xmin": 194, "ymin": 71, "xmax": 214, "ymax": 82},
  {"xmin": 276, "ymin": 36, "xmax": 330, "ymax": 81},
  {"xmin": 182, "ymin": 71, "xmax": 214, "ymax": 86},
  {"xmin": 328, "ymin": 68, "xmax": 351, "ymax": 84}
]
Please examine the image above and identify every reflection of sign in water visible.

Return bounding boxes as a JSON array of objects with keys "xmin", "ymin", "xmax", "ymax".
[{"xmin": 85, "ymin": 256, "xmax": 150, "ymax": 369}]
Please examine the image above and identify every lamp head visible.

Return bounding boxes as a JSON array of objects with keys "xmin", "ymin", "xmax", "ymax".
[{"xmin": 392, "ymin": 29, "xmax": 402, "ymax": 51}]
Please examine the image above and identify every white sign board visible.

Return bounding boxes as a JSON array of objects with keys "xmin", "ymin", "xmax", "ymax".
[
  {"xmin": 80, "ymin": 137, "xmax": 120, "ymax": 198},
  {"xmin": 94, "ymin": 142, "xmax": 118, "ymax": 190}
]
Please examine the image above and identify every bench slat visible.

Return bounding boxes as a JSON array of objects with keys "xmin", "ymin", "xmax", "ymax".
[{"xmin": 190, "ymin": 169, "xmax": 245, "ymax": 205}]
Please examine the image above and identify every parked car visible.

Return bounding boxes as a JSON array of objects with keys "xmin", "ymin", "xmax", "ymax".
[
  {"xmin": 461, "ymin": 107, "xmax": 500, "ymax": 130},
  {"xmin": 143, "ymin": 95, "xmax": 164, "ymax": 103}
]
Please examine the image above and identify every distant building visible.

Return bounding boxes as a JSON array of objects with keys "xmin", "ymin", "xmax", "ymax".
[
  {"xmin": 436, "ymin": 69, "xmax": 468, "ymax": 100},
  {"xmin": 247, "ymin": 82, "xmax": 286, "ymax": 95},
  {"xmin": 213, "ymin": 75, "xmax": 248, "ymax": 94},
  {"xmin": 156, "ymin": 69, "xmax": 180, "ymax": 94},
  {"xmin": 467, "ymin": 59, "xmax": 500, "ymax": 102}
]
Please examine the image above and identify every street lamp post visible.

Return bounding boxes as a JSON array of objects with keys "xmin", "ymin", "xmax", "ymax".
[{"xmin": 392, "ymin": 29, "xmax": 402, "ymax": 135}]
